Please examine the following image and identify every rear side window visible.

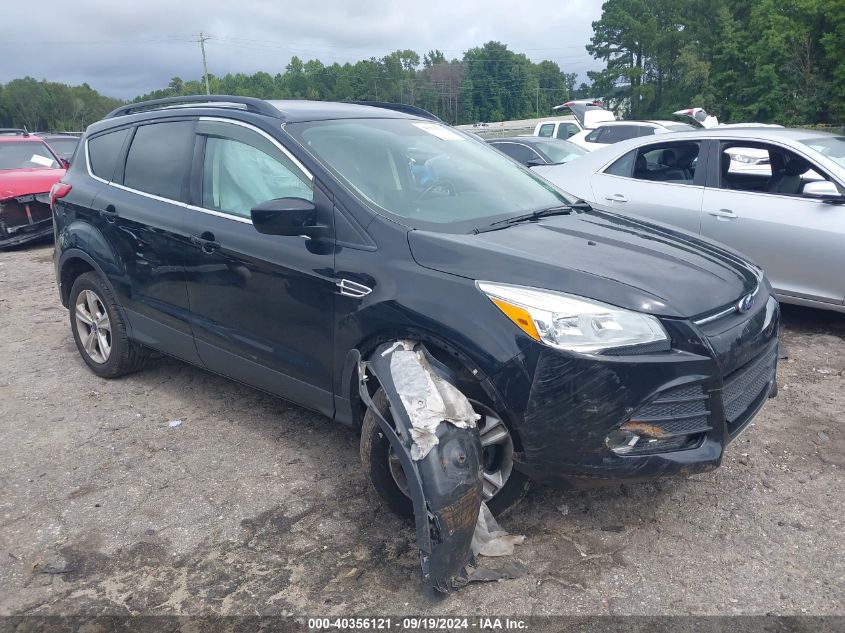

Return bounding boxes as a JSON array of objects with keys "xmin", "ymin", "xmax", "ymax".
[
  {"xmin": 537, "ymin": 124, "xmax": 554, "ymax": 138},
  {"xmin": 602, "ymin": 125, "xmax": 641, "ymax": 143},
  {"xmin": 491, "ymin": 142, "xmax": 541, "ymax": 165},
  {"xmin": 124, "ymin": 121, "xmax": 194, "ymax": 200},
  {"xmin": 87, "ymin": 128, "xmax": 129, "ymax": 181},
  {"xmin": 605, "ymin": 150, "xmax": 636, "ymax": 177},
  {"xmin": 556, "ymin": 123, "xmax": 579, "ymax": 139}
]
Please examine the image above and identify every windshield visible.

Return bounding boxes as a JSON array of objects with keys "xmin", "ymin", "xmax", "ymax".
[
  {"xmin": 800, "ymin": 136, "xmax": 845, "ymax": 169},
  {"xmin": 533, "ymin": 139, "xmax": 587, "ymax": 164},
  {"xmin": 0, "ymin": 141, "xmax": 60, "ymax": 170},
  {"xmin": 286, "ymin": 118, "xmax": 573, "ymax": 232}
]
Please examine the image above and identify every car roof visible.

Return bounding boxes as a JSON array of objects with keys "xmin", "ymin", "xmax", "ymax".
[
  {"xmin": 0, "ymin": 135, "xmax": 46, "ymax": 143},
  {"xmin": 266, "ymin": 100, "xmax": 424, "ymax": 122}
]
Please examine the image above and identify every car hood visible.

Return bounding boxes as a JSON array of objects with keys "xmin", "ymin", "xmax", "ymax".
[
  {"xmin": 0, "ymin": 168, "xmax": 65, "ymax": 200},
  {"xmin": 407, "ymin": 210, "xmax": 760, "ymax": 319}
]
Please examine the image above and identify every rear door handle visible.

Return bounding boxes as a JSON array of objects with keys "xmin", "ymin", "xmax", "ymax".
[
  {"xmin": 190, "ymin": 233, "xmax": 220, "ymax": 254},
  {"xmin": 101, "ymin": 205, "xmax": 119, "ymax": 223},
  {"xmin": 604, "ymin": 194, "xmax": 628, "ymax": 203},
  {"xmin": 708, "ymin": 209, "xmax": 738, "ymax": 219}
]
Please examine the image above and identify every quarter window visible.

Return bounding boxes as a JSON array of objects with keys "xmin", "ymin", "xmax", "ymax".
[
  {"xmin": 88, "ymin": 128, "xmax": 130, "ymax": 181},
  {"xmin": 124, "ymin": 121, "xmax": 194, "ymax": 201},
  {"xmin": 199, "ymin": 122, "xmax": 312, "ymax": 219}
]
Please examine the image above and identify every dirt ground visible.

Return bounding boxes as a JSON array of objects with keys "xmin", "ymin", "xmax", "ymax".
[{"xmin": 0, "ymin": 242, "xmax": 843, "ymax": 617}]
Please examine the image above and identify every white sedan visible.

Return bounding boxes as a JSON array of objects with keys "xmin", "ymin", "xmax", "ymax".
[{"xmin": 535, "ymin": 127, "xmax": 845, "ymax": 312}]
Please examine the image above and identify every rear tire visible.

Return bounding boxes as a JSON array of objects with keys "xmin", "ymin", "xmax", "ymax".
[
  {"xmin": 69, "ymin": 272, "xmax": 148, "ymax": 378},
  {"xmin": 359, "ymin": 387, "xmax": 530, "ymax": 519}
]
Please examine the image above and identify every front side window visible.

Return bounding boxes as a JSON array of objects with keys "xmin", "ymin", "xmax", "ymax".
[
  {"xmin": 199, "ymin": 121, "xmax": 312, "ymax": 219},
  {"xmin": 286, "ymin": 118, "xmax": 573, "ymax": 232},
  {"xmin": 124, "ymin": 121, "xmax": 194, "ymax": 201},
  {"xmin": 720, "ymin": 143, "xmax": 828, "ymax": 196},
  {"xmin": 0, "ymin": 141, "xmax": 59, "ymax": 170},
  {"xmin": 88, "ymin": 128, "xmax": 130, "ymax": 181}
]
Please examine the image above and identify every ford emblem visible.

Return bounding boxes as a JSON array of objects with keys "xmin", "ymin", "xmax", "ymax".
[{"xmin": 737, "ymin": 293, "xmax": 755, "ymax": 313}]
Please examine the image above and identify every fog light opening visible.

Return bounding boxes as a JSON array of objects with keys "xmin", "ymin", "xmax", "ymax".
[{"xmin": 606, "ymin": 429, "xmax": 641, "ymax": 455}]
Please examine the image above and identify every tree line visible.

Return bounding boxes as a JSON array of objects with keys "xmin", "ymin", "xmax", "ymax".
[
  {"xmin": 587, "ymin": 0, "xmax": 845, "ymax": 125},
  {"xmin": 2, "ymin": 0, "xmax": 844, "ymax": 132}
]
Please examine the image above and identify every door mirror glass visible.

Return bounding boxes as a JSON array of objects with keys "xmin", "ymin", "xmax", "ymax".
[
  {"xmin": 802, "ymin": 180, "xmax": 843, "ymax": 201},
  {"xmin": 251, "ymin": 197, "xmax": 325, "ymax": 237}
]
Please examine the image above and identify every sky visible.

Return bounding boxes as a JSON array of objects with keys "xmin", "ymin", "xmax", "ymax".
[{"xmin": 1, "ymin": 0, "xmax": 605, "ymax": 99}]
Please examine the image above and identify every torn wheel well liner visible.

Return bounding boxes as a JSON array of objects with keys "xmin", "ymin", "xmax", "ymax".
[{"xmin": 344, "ymin": 330, "xmax": 521, "ymax": 446}]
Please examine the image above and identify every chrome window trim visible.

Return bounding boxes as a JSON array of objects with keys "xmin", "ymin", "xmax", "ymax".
[{"xmin": 84, "ymin": 117, "xmax": 314, "ymax": 226}]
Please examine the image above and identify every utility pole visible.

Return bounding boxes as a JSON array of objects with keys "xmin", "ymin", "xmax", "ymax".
[
  {"xmin": 198, "ymin": 32, "xmax": 211, "ymax": 95},
  {"xmin": 536, "ymin": 85, "xmax": 539, "ymax": 117}
]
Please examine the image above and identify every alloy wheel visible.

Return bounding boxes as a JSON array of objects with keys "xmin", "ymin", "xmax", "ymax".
[{"xmin": 75, "ymin": 289, "xmax": 112, "ymax": 364}]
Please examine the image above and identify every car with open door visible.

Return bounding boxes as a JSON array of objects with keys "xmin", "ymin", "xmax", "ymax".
[
  {"xmin": 538, "ymin": 127, "xmax": 845, "ymax": 312},
  {"xmin": 53, "ymin": 96, "xmax": 779, "ymax": 592}
]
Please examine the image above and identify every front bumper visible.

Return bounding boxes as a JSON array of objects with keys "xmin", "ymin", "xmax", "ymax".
[
  {"xmin": 493, "ymin": 294, "xmax": 780, "ymax": 489},
  {"xmin": 0, "ymin": 194, "xmax": 54, "ymax": 249}
]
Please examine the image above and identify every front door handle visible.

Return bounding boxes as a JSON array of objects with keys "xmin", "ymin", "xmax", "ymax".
[
  {"xmin": 101, "ymin": 205, "xmax": 119, "ymax": 223},
  {"xmin": 190, "ymin": 232, "xmax": 220, "ymax": 254},
  {"xmin": 708, "ymin": 209, "xmax": 738, "ymax": 219},
  {"xmin": 604, "ymin": 193, "xmax": 628, "ymax": 203}
]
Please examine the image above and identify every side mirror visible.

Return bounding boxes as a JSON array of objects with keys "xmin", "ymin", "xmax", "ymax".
[
  {"xmin": 250, "ymin": 197, "xmax": 328, "ymax": 237},
  {"xmin": 802, "ymin": 180, "xmax": 844, "ymax": 203},
  {"xmin": 60, "ymin": 158, "xmax": 70, "ymax": 169},
  {"xmin": 526, "ymin": 158, "xmax": 546, "ymax": 168}
]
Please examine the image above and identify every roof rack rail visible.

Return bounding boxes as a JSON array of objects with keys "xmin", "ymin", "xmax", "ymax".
[
  {"xmin": 349, "ymin": 101, "xmax": 443, "ymax": 123},
  {"xmin": 0, "ymin": 128, "xmax": 30, "ymax": 137},
  {"xmin": 105, "ymin": 95, "xmax": 282, "ymax": 119}
]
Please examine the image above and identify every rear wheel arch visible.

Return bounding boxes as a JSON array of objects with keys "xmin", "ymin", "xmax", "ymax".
[
  {"xmin": 59, "ymin": 252, "xmax": 131, "ymax": 337},
  {"xmin": 59, "ymin": 256, "xmax": 96, "ymax": 307}
]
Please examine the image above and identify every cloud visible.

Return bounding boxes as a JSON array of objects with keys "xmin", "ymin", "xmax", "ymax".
[{"xmin": 0, "ymin": 0, "xmax": 604, "ymax": 98}]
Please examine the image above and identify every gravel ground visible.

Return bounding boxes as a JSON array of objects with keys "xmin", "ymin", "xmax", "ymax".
[{"xmin": 0, "ymin": 243, "xmax": 843, "ymax": 617}]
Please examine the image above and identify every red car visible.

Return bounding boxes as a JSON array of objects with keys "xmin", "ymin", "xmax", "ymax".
[{"xmin": 0, "ymin": 129, "xmax": 67, "ymax": 249}]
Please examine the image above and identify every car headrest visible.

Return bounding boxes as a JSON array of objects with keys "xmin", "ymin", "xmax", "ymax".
[
  {"xmin": 784, "ymin": 157, "xmax": 809, "ymax": 177},
  {"xmin": 660, "ymin": 149, "xmax": 678, "ymax": 167}
]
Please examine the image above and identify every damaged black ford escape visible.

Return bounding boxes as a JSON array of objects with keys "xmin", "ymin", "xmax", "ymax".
[{"xmin": 52, "ymin": 96, "xmax": 778, "ymax": 588}]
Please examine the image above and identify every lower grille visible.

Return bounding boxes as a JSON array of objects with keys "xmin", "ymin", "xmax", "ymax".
[
  {"xmin": 612, "ymin": 383, "xmax": 710, "ymax": 455},
  {"xmin": 628, "ymin": 383, "xmax": 711, "ymax": 438},
  {"xmin": 722, "ymin": 345, "xmax": 777, "ymax": 425}
]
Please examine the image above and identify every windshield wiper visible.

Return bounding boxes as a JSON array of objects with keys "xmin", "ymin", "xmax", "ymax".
[{"xmin": 472, "ymin": 205, "xmax": 574, "ymax": 234}]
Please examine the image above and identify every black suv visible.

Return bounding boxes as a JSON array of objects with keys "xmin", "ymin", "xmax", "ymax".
[{"xmin": 52, "ymin": 96, "xmax": 778, "ymax": 588}]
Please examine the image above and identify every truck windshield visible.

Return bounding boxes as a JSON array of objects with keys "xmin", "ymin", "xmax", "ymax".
[{"xmin": 286, "ymin": 118, "xmax": 574, "ymax": 232}]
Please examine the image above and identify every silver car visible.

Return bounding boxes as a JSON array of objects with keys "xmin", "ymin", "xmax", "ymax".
[{"xmin": 536, "ymin": 128, "xmax": 845, "ymax": 312}]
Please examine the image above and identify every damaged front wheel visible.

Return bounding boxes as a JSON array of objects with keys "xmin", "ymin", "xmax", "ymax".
[{"xmin": 360, "ymin": 387, "xmax": 529, "ymax": 518}]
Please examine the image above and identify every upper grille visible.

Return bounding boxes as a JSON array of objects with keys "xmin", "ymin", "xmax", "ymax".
[{"xmin": 722, "ymin": 344, "xmax": 777, "ymax": 425}]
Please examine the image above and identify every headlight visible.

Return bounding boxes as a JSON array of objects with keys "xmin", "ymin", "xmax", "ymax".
[{"xmin": 477, "ymin": 282, "xmax": 669, "ymax": 354}]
